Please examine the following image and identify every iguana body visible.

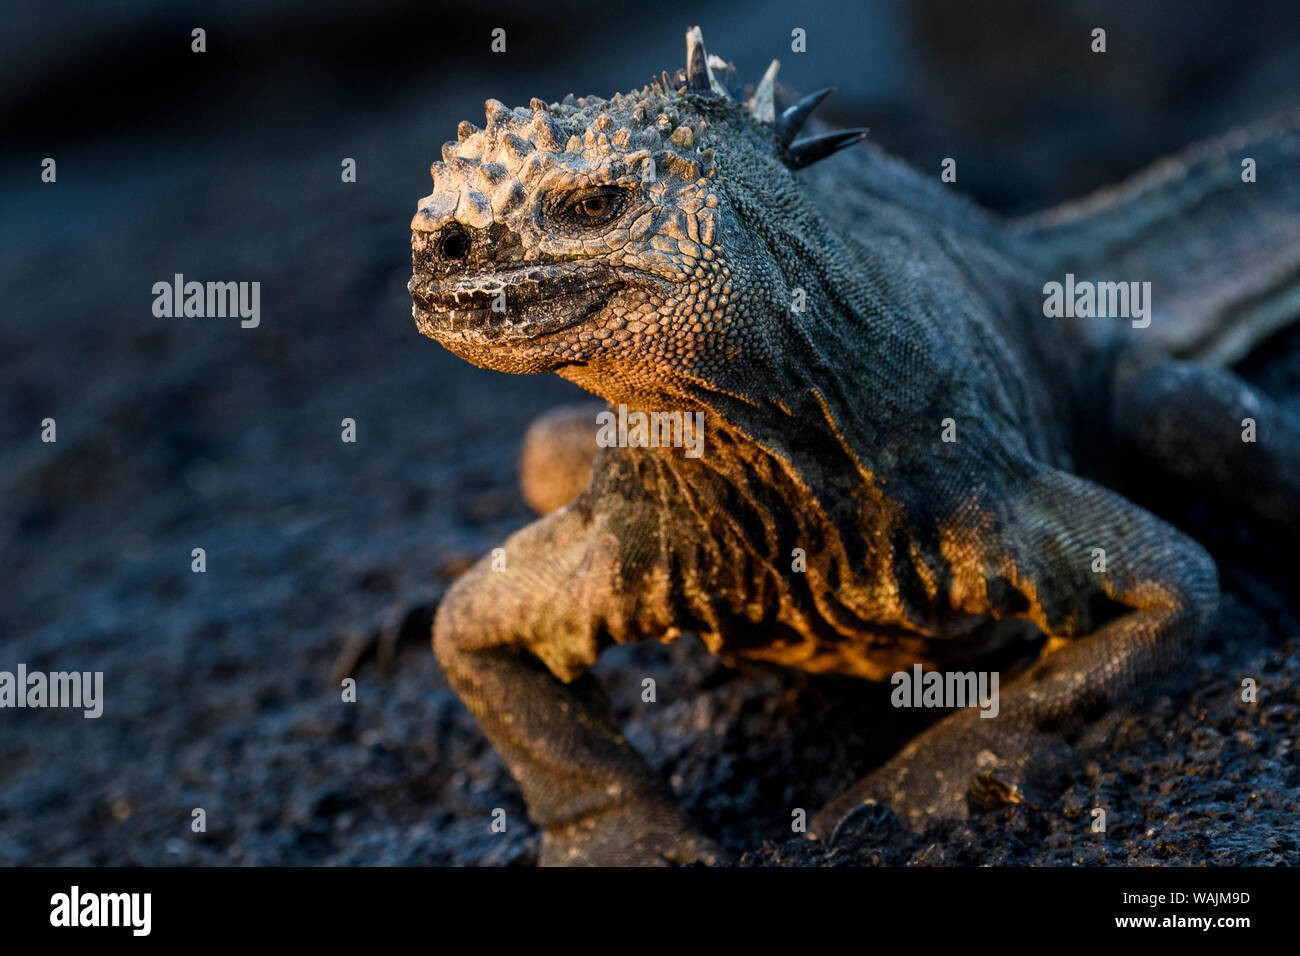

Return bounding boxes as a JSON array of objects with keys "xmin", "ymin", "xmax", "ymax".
[{"xmin": 408, "ymin": 27, "xmax": 1300, "ymax": 864}]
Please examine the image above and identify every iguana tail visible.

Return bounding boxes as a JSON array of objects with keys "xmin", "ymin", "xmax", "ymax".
[{"xmin": 1009, "ymin": 107, "xmax": 1300, "ymax": 366}]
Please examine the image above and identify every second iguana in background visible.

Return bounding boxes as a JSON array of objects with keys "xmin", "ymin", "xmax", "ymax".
[{"xmin": 407, "ymin": 26, "xmax": 1300, "ymax": 864}]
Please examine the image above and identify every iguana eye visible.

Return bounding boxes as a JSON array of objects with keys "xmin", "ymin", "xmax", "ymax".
[
  {"xmin": 577, "ymin": 195, "xmax": 609, "ymax": 218},
  {"xmin": 551, "ymin": 186, "xmax": 628, "ymax": 229}
]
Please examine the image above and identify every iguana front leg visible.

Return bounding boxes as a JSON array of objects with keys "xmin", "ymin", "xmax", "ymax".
[
  {"xmin": 434, "ymin": 502, "xmax": 724, "ymax": 866},
  {"xmin": 812, "ymin": 467, "xmax": 1219, "ymax": 839}
]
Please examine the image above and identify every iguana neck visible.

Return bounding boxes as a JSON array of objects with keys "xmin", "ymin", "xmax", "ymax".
[{"xmin": 558, "ymin": 175, "xmax": 883, "ymax": 418}]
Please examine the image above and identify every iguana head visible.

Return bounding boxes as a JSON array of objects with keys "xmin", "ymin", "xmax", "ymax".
[{"xmin": 409, "ymin": 26, "xmax": 867, "ymax": 404}]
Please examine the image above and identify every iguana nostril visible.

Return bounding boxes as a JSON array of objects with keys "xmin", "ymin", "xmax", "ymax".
[{"xmin": 440, "ymin": 229, "xmax": 470, "ymax": 260}]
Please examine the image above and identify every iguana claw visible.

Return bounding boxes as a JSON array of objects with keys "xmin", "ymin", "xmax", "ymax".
[{"xmin": 539, "ymin": 798, "xmax": 729, "ymax": 867}]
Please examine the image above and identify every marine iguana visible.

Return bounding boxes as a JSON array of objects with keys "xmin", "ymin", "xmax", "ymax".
[{"xmin": 408, "ymin": 26, "xmax": 1300, "ymax": 865}]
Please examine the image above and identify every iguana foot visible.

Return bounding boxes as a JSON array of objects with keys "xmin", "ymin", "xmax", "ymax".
[
  {"xmin": 810, "ymin": 710, "xmax": 1054, "ymax": 840},
  {"xmin": 330, "ymin": 602, "xmax": 438, "ymax": 682},
  {"xmin": 966, "ymin": 757, "xmax": 1028, "ymax": 814},
  {"xmin": 540, "ymin": 797, "xmax": 729, "ymax": 866},
  {"xmin": 519, "ymin": 401, "xmax": 604, "ymax": 515},
  {"xmin": 821, "ymin": 799, "xmax": 907, "ymax": 846}
]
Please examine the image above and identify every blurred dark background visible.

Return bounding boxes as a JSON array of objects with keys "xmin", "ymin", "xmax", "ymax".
[{"xmin": 2, "ymin": 1, "xmax": 1299, "ymax": 865}]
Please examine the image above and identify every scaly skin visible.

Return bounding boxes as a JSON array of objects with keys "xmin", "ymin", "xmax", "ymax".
[{"xmin": 409, "ymin": 27, "xmax": 1300, "ymax": 865}]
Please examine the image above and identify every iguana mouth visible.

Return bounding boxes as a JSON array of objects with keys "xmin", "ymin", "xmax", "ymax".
[{"xmin": 409, "ymin": 263, "xmax": 624, "ymax": 341}]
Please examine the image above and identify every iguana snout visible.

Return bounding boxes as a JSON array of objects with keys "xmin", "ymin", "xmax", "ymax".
[{"xmin": 408, "ymin": 257, "xmax": 625, "ymax": 342}]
